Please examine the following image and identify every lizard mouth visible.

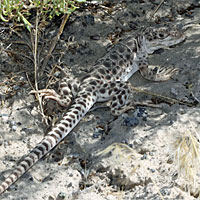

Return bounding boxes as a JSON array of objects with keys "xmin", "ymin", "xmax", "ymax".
[
  {"xmin": 153, "ymin": 34, "xmax": 186, "ymax": 46},
  {"xmin": 146, "ymin": 34, "xmax": 186, "ymax": 53}
]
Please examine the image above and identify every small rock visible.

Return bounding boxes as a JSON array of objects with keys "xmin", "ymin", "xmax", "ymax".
[
  {"xmin": 122, "ymin": 116, "xmax": 139, "ymax": 127},
  {"xmin": 57, "ymin": 192, "xmax": 66, "ymax": 200},
  {"xmin": 170, "ymin": 88, "xmax": 178, "ymax": 96},
  {"xmin": 48, "ymin": 195, "xmax": 55, "ymax": 200},
  {"xmin": 141, "ymin": 154, "xmax": 147, "ymax": 160},
  {"xmin": 11, "ymin": 125, "xmax": 17, "ymax": 131},
  {"xmin": 90, "ymin": 35, "xmax": 100, "ymax": 40},
  {"xmin": 1, "ymin": 114, "xmax": 9, "ymax": 123},
  {"xmin": 13, "ymin": 85, "xmax": 20, "ymax": 90},
  {"xmin": 0, "ymin": 139, "xmax": 3, "ymax": 146}
]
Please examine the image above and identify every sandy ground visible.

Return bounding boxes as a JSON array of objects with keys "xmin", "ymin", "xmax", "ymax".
[{"xmin": 0, "ymin": 0, "xmax": 200, "ymax": 199}]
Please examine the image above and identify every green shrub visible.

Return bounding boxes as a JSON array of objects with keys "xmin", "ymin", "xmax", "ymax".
[{"xmin": 0, "ymin": 0, "xmax": 86, "ymax": 31}]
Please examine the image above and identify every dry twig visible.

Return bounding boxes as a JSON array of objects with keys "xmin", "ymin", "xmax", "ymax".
[{"xmin": 41, "ymin": 14, "xmax": 70, "ymax": 76}]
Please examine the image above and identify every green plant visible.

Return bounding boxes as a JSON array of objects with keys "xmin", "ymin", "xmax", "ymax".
[{"xmin": 0, "ymin": 0, "xmax": 86, "ymax": 31}]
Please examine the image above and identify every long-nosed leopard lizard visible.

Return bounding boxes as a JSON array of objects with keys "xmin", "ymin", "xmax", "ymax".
[{"xmin": 0, "ymin": 26, "xmax": 186, "ymax": 194}]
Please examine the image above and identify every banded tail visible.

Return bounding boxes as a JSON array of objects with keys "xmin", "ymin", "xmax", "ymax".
[{"xmin": 0, "ymin": 92, "xmax": 97, "ymax": 194}]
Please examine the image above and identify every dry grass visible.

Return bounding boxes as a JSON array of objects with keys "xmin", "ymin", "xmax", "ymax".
[{"xmin": 172, "ymin": 122, "xmax": 200, "ymax": 196}]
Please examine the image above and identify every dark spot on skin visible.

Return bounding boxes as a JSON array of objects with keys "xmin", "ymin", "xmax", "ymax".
[
  {"xmin": 69, "ymin": 124, "xmax": 72, "ymax": 128},
  {"xmin": 73, "ymin": 110, "xmax": 79, "ymax": 115},
  {"xmin": 63, "ymin": 90, "xmax": 69, "ymax": 95},
  {"xmin": 110, "ymin": 83, "xmax": 116, "ymax": 87},
  {"xmin": 118, "ymin": 95, "xmax": 122, "ymax": 100},
  {"xmin": 113, "ymin": 96, "xmax": 117, "ymax": 101},
  {"xmin": 106, "ymin": 75, "xmax": 111, "ymax": 80},
  {"xmin": 62, "ymin": 122, "xmax": 69, "ymax": 128},
  {"xmin": 89, "ymin": 81, "xmax": 97, "ymax": 86},
  {"xmin": 118, "ymin": 46, "xmax": 125, "ymax": 53},
  {"xmin": 5, "ymin": 180, "xmax": 12, "ymax": 186},
  {"xmin": 116, "ymin": 66, "xmax": 120, "ymax": 70},
  {"xmin": 122, "ymin": 90, "xmax": 126, "ymax": 95},
  {"xmin": 73, "ymin": 120, "xmax": 76, "ymax": 124},
  {"xmin": 68, "ymin": 84, "xmax": 72, "ymax": 90},
  {"xmin": 120, "ymin": 83, "xmax": 124, "ymax": 87},
  {"xmin": 103, "ymin": 61, "xmax": 111, "ymax": 68},
  {"xmin": 69, "ymin": 114, "xmax": 75, "ymax": 119},
  {"xmin": 126, "ymin": 54, "xmax": 131, "ymax": 60},
  {"xmin": 87, "ymin": 96, "xmax": 91, "ymax": 101},
  {"xmin": 127, "ymin": 48, "xmax": 131, "ymax": 53},
  {"xmin": 98, "ymin": 68, "xmax": 106, "ymax": 74},
  {"xmin": 32, "ymin": 150, "xmax": 40, "ymax": 159},
  {"xmin": 112, "ymin": 68, "xmax": 117, "ymax": 75},
  {"xmin": 58, "ymin": 126, "xmax": 64, "ymax": 132},
  {"xmin": 86, "ymin": 88, "xmax": 93, "ymax": 92},
  {"xmin": 73, "ymin": 84, "xmax": 79, "ymax": 92},
  {"xmin": 112, "ymin": 102, "xmax": 117, "ymax": 107},
  {"xmin": 37, "ymin": 146, "xmax": 45, "ymax": 155},
  {"xmin": 29, "ymin": 154, "xmax": 35, "ymax": 163},
  {"xmin": 60, "ymin": 83, "xmax": 67, "ymax": 88},
  {"xmin": 114, "ymin": 88, "xmax": 118, "ymax": 92},
  {"xmin": 94, "ymin": 74, "xmax": 101, "ymax": 79},
  {"xmin": 9, "ymin": 175, "xmax": 15, "ymax": 182},
  {"xmin": 74, "ymin": 106, "xmax": 81, "ymax": 111},
  {"xmin": 55, "ymin": 129, "xmax": 63, "ymax": 138},
  {"xmin": 79, "ymin": 101, "xmax": 86, "ymax": 107},
  {"xmin": 103, "ymin": 83, "xmax": 108, "ymax": 88},
  {"xmin": 82, "ymin": 94, "xmax": 87, "ymax": 98},
  {"xmin": 116, "ymin": 90, "xmax": 121, "ymax": 95},
  {"xmin": 110, "ymin": 54, "xmax": 118, "ymax": 60},
  {"xmin": 108, "ymin": 90, "xmax": 112, "ymax": 95},
  {"xmin": 127, "ymin": 41, "xmax": 133, "ymax": 47},
  {"xmin": 119, "ymin": 60, "xmax": 124, "ymax": 66},
  {"xmin": 66, "ymin": 118, "xmax": 72, "ymax": 123},
  {"xmin": 99, "ymin": 88, "xmax": 106, "ymax": 94}
]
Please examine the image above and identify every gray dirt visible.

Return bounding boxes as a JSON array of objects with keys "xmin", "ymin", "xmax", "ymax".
[{"xmin": 0, "ymin": 0, "xmax": 200, "ymax": 199}]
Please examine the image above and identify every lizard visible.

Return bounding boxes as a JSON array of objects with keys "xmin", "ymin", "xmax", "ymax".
[{"xmin": 0, "ymin": 25, "xmax": 186, "ymax": 194}]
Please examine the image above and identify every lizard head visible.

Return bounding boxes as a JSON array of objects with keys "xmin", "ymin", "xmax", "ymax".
[{"xmin": 144, "ymin": 26, "xmax": 186, "ymax": 54}]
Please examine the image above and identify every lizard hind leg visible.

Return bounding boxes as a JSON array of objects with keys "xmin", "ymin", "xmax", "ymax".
[
  {"xmin": 110, "ymin": 82, "xmax": 134, "ymax": 116},
  {"xmin": 31, "ymin": 77, "xmax": 80, "ymax": 107}
]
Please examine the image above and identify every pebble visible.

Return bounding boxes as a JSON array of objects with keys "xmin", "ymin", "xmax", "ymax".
[
  {"xmin": 13, "ymin": 85, "xmax": 20, "ymax": 90},
  {"xmin": 170, "ymin": 88, "xmax": 178, "ymax": 96},
  {"xmin": 121, "ymin": 139, "xmax": 129, "ymax": 144},
  {"xmin": 137, "ymin": 107, "xmax": 147, "ymax": 117},
  {"xmin": 57, "ymin": 192, "xmax": 66, "ymax": 200},
  {"xmin": 11, "ymin": 125, "xmax": 17, "ymax": 131},
  {"xmin": 141, "ymin": 154, "xmax": 147, "ymax": 160},
  {"xmin": 90, "ymin": 35, "xmax": 100, "ymax": 40},
  {"xmin": 1, "ymin": 115, "xmax": 9, "ymax": 123},
  {"xmin": 48, "ymin": 196, "xmax": 55, "ymax": 200},
  {"xmin": 122, "ymin": 116, "xmax": 139, "ymax": 127},
  {"xmin": 93, "ymin": 126, "xmax": 105, "ymax": 138}
]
